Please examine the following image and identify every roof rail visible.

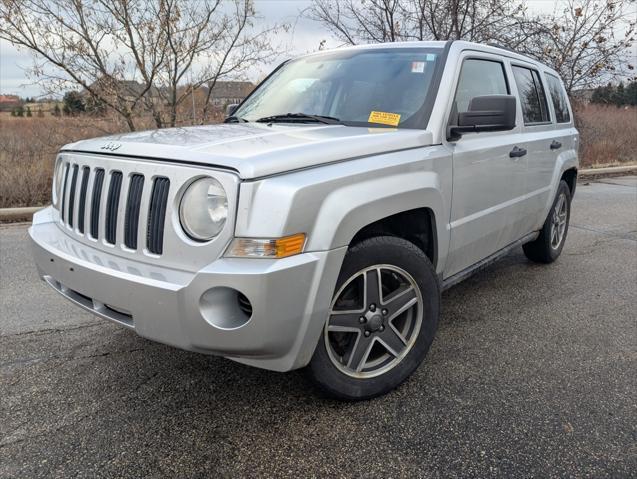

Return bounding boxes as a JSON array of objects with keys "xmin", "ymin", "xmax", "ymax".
[
  {"xmin": 486, "ymin": 42, "xmax": 519, "ymax": 54},
  {"xmin": 486, "ymin": 42, "xmax": 542, "ymax": 65}
]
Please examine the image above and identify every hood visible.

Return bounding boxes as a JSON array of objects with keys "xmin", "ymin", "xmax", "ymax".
[{"xmin": 62, "ymin": 123, "xmax": 434, "ymax": 179}]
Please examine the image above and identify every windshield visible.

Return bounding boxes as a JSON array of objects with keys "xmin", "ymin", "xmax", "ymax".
[{"xmin": 234, "ymin": 48, "xmax": 443, "ymax": 128}]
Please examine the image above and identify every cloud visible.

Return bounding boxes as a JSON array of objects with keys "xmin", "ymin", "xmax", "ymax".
[
  {"xmin": 2, "ymin": 0, "xmax": 633, "ymax": 97},
  {"xmin": 0, "ymin": 39, "xmax": 42, "ymax": 97},
  {"xmin": 0, "ymin": 0, "xmax": 333, "ymax": 97}
]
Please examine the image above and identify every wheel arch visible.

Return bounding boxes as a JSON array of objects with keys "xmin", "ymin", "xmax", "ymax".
[
  {"xmin": 561, "ymin": 167, "xmax": 578, "ymax": 197},
  {"xmin": 306, "ymin": 170, "xmax": 447, "ymax": 273},
  {"xmin": 349, "ymin": 208, "xmax": 438, "ymax": 269}
]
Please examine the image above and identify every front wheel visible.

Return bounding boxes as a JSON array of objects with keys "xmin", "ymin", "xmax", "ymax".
[
  {"xmin": 523, "ymin": 180, "xmax": 572, "ymax": 263},
  {"xmin": 307, "ymin": 236, "xmax": 440, "ymax": 400}
]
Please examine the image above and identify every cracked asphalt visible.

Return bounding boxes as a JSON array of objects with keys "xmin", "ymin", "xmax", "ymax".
[{"xmin": 1, "ymin": 177, "xmax": 636, "ymax": 478}]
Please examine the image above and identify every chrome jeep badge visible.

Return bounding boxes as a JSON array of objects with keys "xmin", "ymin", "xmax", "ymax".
[{"xmin": 100, "ymin": 142, "xmax": 122, "ymax": 151}]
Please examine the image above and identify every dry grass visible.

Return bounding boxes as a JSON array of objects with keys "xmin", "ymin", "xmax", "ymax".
[
  {"xmin": 575, "ymin": 104, "xmax": 637, "ymax": 168},
  {"xmin": 1, "ymin": 106, "xmax": 635, "ymax": 208},
  {"xmin": 0, "ymin": 116, "xmax": 124, "ymax": 208}
]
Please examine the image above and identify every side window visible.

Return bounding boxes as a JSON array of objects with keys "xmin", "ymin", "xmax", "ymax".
[
  {"xmin": 546, "ymin": 74, "xmax": 571, "ymax": 123},
  {"xmin": 452, "ymin": 58, "xmax": 508, "ymax": 121},
  {"xmin": 512, "ymin": 66, "xmax": 550, "ymax": 124}
]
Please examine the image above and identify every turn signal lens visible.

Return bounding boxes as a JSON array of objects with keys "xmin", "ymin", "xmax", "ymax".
[{"xmin": 225, "ymin": 233, "xmax": 306, "ymax": 259}]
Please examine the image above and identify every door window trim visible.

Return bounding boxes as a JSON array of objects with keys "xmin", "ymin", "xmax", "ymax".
[
  {"xmin": 510, "ymin": 62, "xmax": 552, "ymax": 126},
  {"xmin": 544, "ymin": 71, "xmax": 572, "ymax": 125},
  {"xmin": 445, "ymin": 54, "xmax": 512, "ymax": 138}
]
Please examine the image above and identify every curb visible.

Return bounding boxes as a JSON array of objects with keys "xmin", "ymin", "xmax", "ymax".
[
  {"xmin": 1, "ymin": 166, "xmax": 635, "ymax": 223},
  {"xmin": 579, "ymin": 165, "xmax": 637, "ymax": 177},
  {"xmin": 0, "ymin": 206, "xmax": 43, "ymax": 223}
]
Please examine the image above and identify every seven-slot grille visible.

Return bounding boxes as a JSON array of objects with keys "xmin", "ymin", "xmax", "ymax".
[{"xmin": 58, "ymin": 161, "xmax": 170, "ymax": 255}]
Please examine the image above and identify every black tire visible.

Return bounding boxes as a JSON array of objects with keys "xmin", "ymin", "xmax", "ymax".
[
  {"xmin": 523, "ymin": 180, "xmax": 571, "ymax": 263},
  {"xmin": 307, "ymin": 236, "xmax": 440, "ymax": 401}
]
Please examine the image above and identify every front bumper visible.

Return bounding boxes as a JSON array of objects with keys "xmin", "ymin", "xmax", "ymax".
[{"xmin": 30, "ymin": 207, "xmax": 346, "ymax": 371}]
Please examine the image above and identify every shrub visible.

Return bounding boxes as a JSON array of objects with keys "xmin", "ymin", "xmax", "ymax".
[
  {"xmin": 0, "ymin": 106, "xmax": 633, "ymax": 208},
  {"xmin": 575, "ymin": 104, "xmax": 637, "ymax": 167}
]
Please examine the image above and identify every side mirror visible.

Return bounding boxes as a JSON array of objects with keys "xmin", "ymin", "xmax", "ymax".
[
  {"xmin": 448, "ymin": 95, "xmax": 516, "ymax": 141},
  {"xmin": 225, "ymin": 103, "xmax": 239, "ymax": 117}
]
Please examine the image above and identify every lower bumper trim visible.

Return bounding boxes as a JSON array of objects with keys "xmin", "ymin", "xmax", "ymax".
[{"xmin": 43, "ymin": 275, "xmax": 134, "ymax": 328}]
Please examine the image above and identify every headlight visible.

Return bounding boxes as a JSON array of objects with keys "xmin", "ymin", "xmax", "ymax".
[
  {"xmin": 179, "ymin": 177, "xmax": 228, "ymax": 241},
  {"xmin": 53, "ymin": 157, "xmax": 65, "ymax": 206}
]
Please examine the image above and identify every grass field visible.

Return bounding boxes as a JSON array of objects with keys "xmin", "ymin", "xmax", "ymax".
[
  {"xmin": 574, "ymin": 104, "xmax": 637, "ymax": 167},
  {"xmin": 1, "ymin": 105, "xmax": 635, "ymax": 208}
]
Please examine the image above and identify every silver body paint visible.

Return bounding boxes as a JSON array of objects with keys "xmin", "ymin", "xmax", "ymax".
[{"xmin": 30, "ymin": 41, "xmax": 578, "ymax": 371}]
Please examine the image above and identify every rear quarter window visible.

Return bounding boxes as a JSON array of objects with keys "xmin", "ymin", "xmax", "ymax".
[
  {"xmin": 512, "ymin": 66, "xmax": 550, "ymax": 124},
  {"xmin": 545, "ymin": 74, "xmax": 571, "ymax": 123}
]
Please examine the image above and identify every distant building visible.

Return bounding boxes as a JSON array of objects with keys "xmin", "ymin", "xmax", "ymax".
[
  {"xmin": 203, "ymin": 81, "xmax": 254, "ymax": 107},
  {"xmin": 84, "ymin": 78, "xmax": 163, "ymax": 106},
  {"xmin": 83, "ymin": 78, "xmax": 254, "ymax": 109},
  {"xmin": 0, "ymin": 94, "xmax": 21, "ymax": 111}
]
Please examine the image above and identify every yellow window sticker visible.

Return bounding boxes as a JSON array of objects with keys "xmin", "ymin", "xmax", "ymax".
[{"xmin": 368, "ymin": 111, "xmax": 401, "ymax": 126}]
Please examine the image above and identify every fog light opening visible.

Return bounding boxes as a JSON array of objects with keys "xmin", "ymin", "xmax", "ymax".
[{"xmin": 199, "ymin": 287, "xmax": 252, "ymax": 330}]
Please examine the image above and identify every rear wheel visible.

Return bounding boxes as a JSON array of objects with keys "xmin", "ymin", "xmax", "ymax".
[
  {"xmin": 523, "ymin": 180, "xmax": 571, "ymax": 263},
  {"xmin": 307, "ymin": 236, "xmax": 440, "ymax": 400}
]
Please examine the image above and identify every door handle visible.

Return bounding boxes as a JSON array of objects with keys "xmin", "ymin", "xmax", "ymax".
[
  {"xmin": 509, "ymin": 146, "xmax": 527, "ymax": 158},
  {"xmin": 550, "ymin": 140, "xmax": 562, "ymax": 150}
]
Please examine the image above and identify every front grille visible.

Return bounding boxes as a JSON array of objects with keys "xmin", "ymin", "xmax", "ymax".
[
  {"xmin": 124, "ymin": 174, "xmax": 144, "ymax": 249},
  {"xmin": 67, "ymin": 165, "xmax": 79, "ymax": 228},
  {"xmin": 90, "ymin": 169, "xmax": 105, "ymax": 239},
  {"xmin": 105, "ymin": 172, "xmax": 123, "ymax": 244},
  {"xmin": 60, "ymin": 163, "xmax": 70, "ymax": 223},
  {"xmin": 147, "ymin": 177, "xmax": 170, "ymax": 255},
  {"xmin": 77, "ymin": 167, "xmax": 90, "ymax": 234},
  {"xmin": 59, "ymin": 162, "xmax": 170, "ymax": 255}
]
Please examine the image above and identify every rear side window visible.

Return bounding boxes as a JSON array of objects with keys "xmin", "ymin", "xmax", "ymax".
[
  {"xmin": 512, "ymin": 66, "xmax": 550, "ymax": 124},
  {"xmin": 545, "ymin": 74, "xmax": 571, "ymax": 123},
  {"xmin": 453, "ymin": 59, "xmax": 509, "ymax": 116}
]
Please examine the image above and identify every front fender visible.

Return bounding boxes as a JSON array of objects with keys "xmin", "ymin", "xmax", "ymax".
[
  {"xmin": 310, "ymin": 171, "xmax": 444, "ymax": 250},
  {"xmin": 234, "ymin": 146, "xmax": 452, "ymax": 274}
]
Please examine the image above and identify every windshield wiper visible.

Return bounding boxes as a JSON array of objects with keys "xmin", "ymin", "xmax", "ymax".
[
  {"xmin": 255, "ymin": 113, "xmax": 342, "ymax": 125},
  {"xmin": 224, "ymin": 116, "xmax": 249, "ymax": 123}
]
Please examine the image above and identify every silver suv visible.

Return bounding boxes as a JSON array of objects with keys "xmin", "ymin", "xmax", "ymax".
[{"xmin": 30, "ymin": 41, "xmax": 578, "ymax": 399}]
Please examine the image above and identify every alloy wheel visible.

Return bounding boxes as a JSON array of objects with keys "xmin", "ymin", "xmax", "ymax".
[
  {"xmin": 550, "ymin": 192, "xmax": 568, "ymax": 249},
  {"xmin": 324, "ymin": 265, "xmax": 423, "ymax": 378}
]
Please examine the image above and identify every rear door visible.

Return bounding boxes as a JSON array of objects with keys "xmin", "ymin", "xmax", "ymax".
[
  {"xmin": 444, "ymin": 52, "xmax": 528, "ymax": 278},
  {"xmin": 509, "ymin": 63, "xmax": 556, "ymax": 233},
  {"xmin": 540, "ymin": 72, "xmax": 577, "ymax": 223}
]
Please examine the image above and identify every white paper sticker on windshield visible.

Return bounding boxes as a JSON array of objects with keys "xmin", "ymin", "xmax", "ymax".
[{"xmin": 411, "ymin": 61, "xmax": 425, "ymax": 73}]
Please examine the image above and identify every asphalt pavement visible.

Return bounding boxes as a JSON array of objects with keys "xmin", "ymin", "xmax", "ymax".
[{"xmin": 1, "ymin": 177, "xmax": 636, "ymax": 478}]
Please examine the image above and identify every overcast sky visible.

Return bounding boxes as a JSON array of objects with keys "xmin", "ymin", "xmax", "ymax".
[{"xmin": 0, "ymin": 0, "xmax": 632, "ymax": 97}]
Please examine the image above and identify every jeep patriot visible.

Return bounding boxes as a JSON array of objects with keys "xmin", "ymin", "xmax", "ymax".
[{"xmin": 30, "ymin": 41, "xmax": 578, "ymax": 399}]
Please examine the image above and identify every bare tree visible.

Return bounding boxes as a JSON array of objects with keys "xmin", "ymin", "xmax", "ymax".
[
  {"xmin": 307, "ymin": 0, "xmax": 635, "ymax": 94},
  {"xmin": 514, "ymin": 0, "xmax": 635, "ymax": 93},
  {"xmin": 305, "ymin": 0, "xmax": 525, "ymax": 44},
  {"xmin": 0, "ymin": 0, "xmax": 280, "ymax": 131},
  {"xmin": 414, "ymin": 0, "xmax": 527, "ymax": 42}
]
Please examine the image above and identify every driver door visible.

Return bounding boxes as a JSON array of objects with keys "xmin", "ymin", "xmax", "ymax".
[{"xmin": 444, "ymin": 54, "xmax": 528, "ymax": 278}]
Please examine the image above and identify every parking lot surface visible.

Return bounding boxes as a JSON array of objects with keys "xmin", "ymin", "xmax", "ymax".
[{"xmin": 1, "ymin": 177, "xmax": 636, "ymax": 478}]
